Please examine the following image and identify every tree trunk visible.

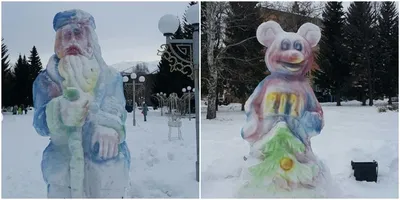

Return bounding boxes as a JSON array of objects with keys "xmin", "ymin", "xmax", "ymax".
[
  {"xmin": 215, "ymin": 80, "xmax": 219, "ymax": 111},
  {"xmin": 205, "ymin": 2, "xmax": 219, "ymax": 120},
  {"xmin": 361, "ymin": 92, "xmax": 367, "ymax": 106},
  {"xmin": 206, "ymin": 62, "xmax": 218, "ymax": 119},
  {"xmin": 335, "ymin": 90, "xmax": 341, "ymax": 106},
  {"xmin": 367, "ymin": 57, "xmax": 373, "ymax": 106},
  {"xmin": 241, "ymin": 99, "xmax": 245, "ymax": 111},
  {"xmin": 388, "ymin": 95, "xmax": 392, "ymax": 105},
  {"xmin": 206, "ymin": 72, "xmax": 217, "ymax": 119}
]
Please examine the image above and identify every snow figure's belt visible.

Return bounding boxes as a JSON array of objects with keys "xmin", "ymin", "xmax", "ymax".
[{"xmin": 263, "ymin": 92, "xmax": 304, "ymax": 117}]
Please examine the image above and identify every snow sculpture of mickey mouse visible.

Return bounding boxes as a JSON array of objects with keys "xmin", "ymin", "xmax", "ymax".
[{"xmin": 238, "ymin": 21, "xmax": 335, "ymax": 198}]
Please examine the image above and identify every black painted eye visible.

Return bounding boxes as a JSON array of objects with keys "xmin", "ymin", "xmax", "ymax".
[
  {"xmin": 293, "ymin": 40, "xmax": 302, "ymax": 51},
  {"xmin": 280, "ymin": 39, "xmax": 291, "ymax": 51}
]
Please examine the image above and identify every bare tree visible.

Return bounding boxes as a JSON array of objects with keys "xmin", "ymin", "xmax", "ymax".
[
  {"xmin": 135, "ymin": 62, "xmax": 150, "ymax": 75},
  {"xmin": 202, "ymin": 2, "xmax": 228, "ymax": 119}
]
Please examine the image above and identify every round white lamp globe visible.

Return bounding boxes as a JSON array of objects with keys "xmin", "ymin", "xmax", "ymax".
[
  {"xmin": 158, "ymin": 14, "xmax": 180, "ymax": 35},
  {"xmin": 130, "ymin": 73, "xmax": 137, "ymax": 79}
]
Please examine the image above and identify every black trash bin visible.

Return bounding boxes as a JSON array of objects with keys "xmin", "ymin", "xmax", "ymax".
[{"xmin": 351, "ymin": 160, "xmax": 378, "ymax": 182}]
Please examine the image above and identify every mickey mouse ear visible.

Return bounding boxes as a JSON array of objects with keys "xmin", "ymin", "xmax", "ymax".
[
  {"xmin": 297, "ymin": 23, "xmax": 321, "ymax": 47},
  {"xmin": 256, "ymin": 21, "xmax": 284, "ymax": 47}
]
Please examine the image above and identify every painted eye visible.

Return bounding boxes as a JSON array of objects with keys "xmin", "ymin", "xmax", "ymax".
[
  {"xmin": 294, "ymin": 41, "xmax": 302, "ymax": 51},
  {"xmin": 74, "ymin": 28, "xmax": 82, "ymax": 38},
  {"xmin": 280, "ymin": 39, "xmax": 290, "ymax": 50}
]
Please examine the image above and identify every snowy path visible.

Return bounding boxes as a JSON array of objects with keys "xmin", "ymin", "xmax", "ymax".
[
  {"xmin": 2, "ymin": 110, "xmax": 198, "ymax": 198},
  {"xmin": 201, "ymin": 105, "xmax": 398, "ymax": 198}
]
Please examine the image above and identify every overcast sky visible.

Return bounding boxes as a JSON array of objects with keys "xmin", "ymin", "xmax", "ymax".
[{"xmin": 2, "ymin": 1, "xmax": 190, "ymax": 66}]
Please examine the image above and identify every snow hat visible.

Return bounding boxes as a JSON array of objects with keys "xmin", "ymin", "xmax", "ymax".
[{"xmin": 53, "ymin": 9, "xmax": 96, "ymax": 31}]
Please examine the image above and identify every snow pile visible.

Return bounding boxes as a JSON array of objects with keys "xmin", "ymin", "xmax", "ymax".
[
  {"xmin": 321, "ymin": 99, "xmax": 396, "ymax": 106},
  {"xmin": 2, "ymin": 110, "xmax": 198, "ymax": 198},
  {"xmin": 201, "ymin": 105, "xmax": 398, "ymax": 198}
]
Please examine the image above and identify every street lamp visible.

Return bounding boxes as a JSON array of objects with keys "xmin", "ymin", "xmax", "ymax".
[
  {"xmin": 157, "ymin": 92, "xmax": 168, "ymax": 116},
  {"xmin": 123, "ymin": 72, "xmax": 145, "ymax": 126},
  {"xmin": 182, "ymin": 86, "xmax": 193, "ymax": 121},
  {"xmin": 157, "ymin": 3, "xmax": 200, "ymax": 182}
]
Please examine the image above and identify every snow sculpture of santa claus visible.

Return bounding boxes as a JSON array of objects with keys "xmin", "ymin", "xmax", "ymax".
[
  {"xmin": 33, "ymin": 9, "xmax": 130, "ymax": 198},
  {"xmin": 238, "ymin": 21, "xmax": 336, "ymax": 198}
]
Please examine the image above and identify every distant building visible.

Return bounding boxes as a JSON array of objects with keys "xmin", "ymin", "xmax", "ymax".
[{"xmin": 120, "ymin": 66, "xmax": 157, "ymax": 107}]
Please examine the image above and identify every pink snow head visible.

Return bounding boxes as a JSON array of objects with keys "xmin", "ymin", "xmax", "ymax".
[
  {"xmin": 256, "ymin": 21, "xmax": 321, "ymax": 76},
  {"xmin": 53, "ymin": 9, "xmax": 96, "ymax": 59}
]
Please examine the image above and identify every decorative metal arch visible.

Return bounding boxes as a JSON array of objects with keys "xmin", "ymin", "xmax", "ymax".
[{"xmin": 157, "ymin": 42, "xmax": 194, "ymax": 80}]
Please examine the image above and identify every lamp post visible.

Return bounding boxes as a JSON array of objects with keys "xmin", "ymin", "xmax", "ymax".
[
  {"xmin": 123, "ymin": 73, "xmax": 145, "ymax": 126},
  {"xmin": 182, "ymin": 86, "xmax": 193, "ymax": 121},
  {"xmin": 157, "ymin": 3, "xmax": 199, "ymax": 182},
  {"xmin": 157, "ymin": 92, "xmax": 168, "ymax": 116}
]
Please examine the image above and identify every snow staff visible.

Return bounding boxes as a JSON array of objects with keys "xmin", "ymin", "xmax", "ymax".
[
  {"xmin": 238, "ymin": 21, "xmax": 335, "ymax": 197},
  {"xmin": 33, "ymin": 9, "xmax": 130, "ymax": 198}
]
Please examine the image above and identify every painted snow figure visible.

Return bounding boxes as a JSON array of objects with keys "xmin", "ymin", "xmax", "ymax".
[
  {"xmin": 32, "ymin": 9, "xmax": 130, "ymax": 198},
  {"xmin": 238, "ymin": 21, "xmax": 334, "ymax": 198}
]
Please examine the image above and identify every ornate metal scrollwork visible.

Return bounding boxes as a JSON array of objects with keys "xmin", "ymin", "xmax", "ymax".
[{"xmin": 157, "ymin": 43, "xmax": 194, "ymax": 80}]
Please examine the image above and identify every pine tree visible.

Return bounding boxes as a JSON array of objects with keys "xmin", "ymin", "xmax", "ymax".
[
  {"xmin": 152, "ymin": 23, "xmax": 194, "ymax": 105},
  {"xmin": 223, "ymin": 2, "xmax": 265, "ymax": 110},
  {"xmin": 2, "ymin": 38, "xmax": 14, "ymax": 107},
  {"xmin": 13, "ymin": 54, "xmax": 30, "ymax": 105},
  {"xmin": 314, "ymin": 2, "xmax": 350, "ymax": 106},
  {"xmin": 248, "ymin": 124, "xmax": 308, "ymax": 187},
  {"xmin": 377, "ymin": 2, "xmax": 398, "ymax": 104},
  {"xmin": 2, "ymin": 38, "xmax": 10, "ymax": 72},
  {"xmin": 344, "ymin": 2, "xmax": 377, "ymax": 106},
  {"xmin": 27, "ymin": 46, "xmax": 43, "ymax": 106},
  {"xmin": 183, "ymin": 2, "xmax": 198, "ymax": 39}
]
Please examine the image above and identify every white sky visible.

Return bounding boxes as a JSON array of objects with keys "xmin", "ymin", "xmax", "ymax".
[
  {"xmin": 1, "ymin": 1, "xmax": 398, "ymax": 67},
  {"xmin": 2, "ymin": 1, "xmax": 190, "ymax": 66}
]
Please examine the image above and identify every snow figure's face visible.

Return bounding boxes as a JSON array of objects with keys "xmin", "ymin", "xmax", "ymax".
[
  {"xmin": 55, "ymin": 23, "xmax": 93, "ymax": 59},
  {"xmin": 55, "ymin": 23, "xmax": 100, "ymax": 93},
  {"xmin": 256, "ymin": 21, "xmax": 321, "ymax": 76}
]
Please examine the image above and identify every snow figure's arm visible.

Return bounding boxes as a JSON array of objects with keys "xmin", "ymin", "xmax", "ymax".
[
  {"xmin": 95, "ymin": 72, "xmax": 127, "ymax": 143},
  {"xmin": 33, "ymin": 71, "xmax": 66, "ymax": 138},
  {"xmin": 241, "ymin": 78, "xmax": 268, "ymax": 141},
  {"xmin": 300, "ymin": 84, "xmax": 324, "ymax": 136}
]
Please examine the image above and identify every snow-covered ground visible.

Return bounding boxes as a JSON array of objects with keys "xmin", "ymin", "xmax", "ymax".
[
  {"xmin": 201, "ymin": 103, "xmax": 399, "ymax": 198},
  {"xmin": 2, "ymin": 110, "xmax": 198, "ymax": 198}
]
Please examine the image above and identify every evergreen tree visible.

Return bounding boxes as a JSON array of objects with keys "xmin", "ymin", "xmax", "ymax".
[
  {"xmin": 2, "ymin": 38, "xmax": 14, "ymax": 107},
  {"xmin": 152, "ymin": 23, "xmax": 194, "ymax": 106},
  {"xmin": 27, "ymin": 46, "xmax": 43, "ymax": 106},
  {"xmin": 344, "ymin": 2, "xmax": 377, "ymax": 106},
  {"xmin": 314, "ymin": 2, "xmax": 350, "ymax": 106},
  {"xmin": 223, "ymin": 2, "xmax": 265, "ymax": 110},
  {"xmin": 377, "ymin": 2, "xmax": 398, "ymax": 104},
  {"xmin": 13, "ymin": 54, "xmax": 30, "ymax": 106},
  {"xmin": 183, "ymin": 1, "xmax": 198, "ymax": 39},
  {"xmin": 2, "ymin": 38, "xmax": 10, "ymax": 72}
]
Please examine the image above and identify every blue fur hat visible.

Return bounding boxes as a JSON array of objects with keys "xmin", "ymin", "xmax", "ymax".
[{"xmin": 53, "ymin": 9, "xmax": 96, "ymax": 31}]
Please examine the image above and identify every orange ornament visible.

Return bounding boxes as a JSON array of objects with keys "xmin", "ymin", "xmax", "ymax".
[{"xmin": 280, "ymin": 157, "xmax": 294, "ymax": 171}]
